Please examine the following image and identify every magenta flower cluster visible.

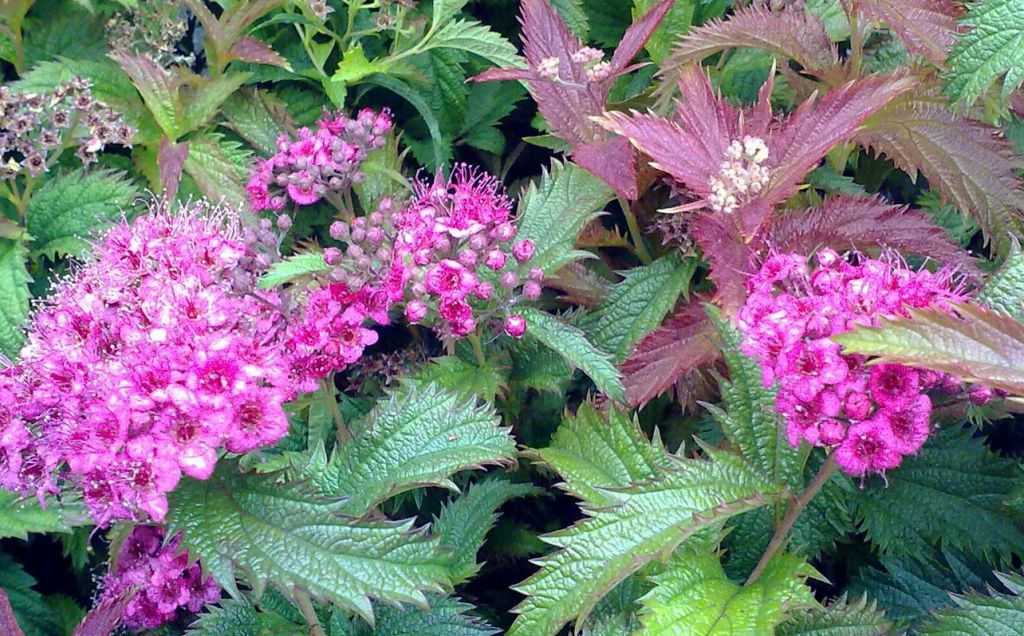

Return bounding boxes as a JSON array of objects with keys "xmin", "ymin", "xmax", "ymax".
[
  {"xmin": 246, "ymin": 108, "xmax": 393, "ymax": 212},
  {"xmin": 101, "ymin": 525, "xmax": 220, "ymax": 630},
  {"xmin": 736, "ymin": 250, "xmax": 968, "ymax": 476},
  {"xmin": 8, "ymin": 205, "xmax": 296, "ymax": 524}
]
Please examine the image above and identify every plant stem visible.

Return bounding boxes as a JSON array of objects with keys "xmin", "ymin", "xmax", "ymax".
[
  {"xmin": 322, "ymin": 377, "xmax": 350, "ymax": 444},
  {"xmin": 295, "ymin": 589, "xmax": 327, "ymax": 636},
  {"xmin": 468, "ymin": 331, "xmax": 486, "ymax": 366},
  {"xmin": 618, "ymin": 195, "xmax": 653, "ymax": 264},
  {"xmin": 848, "ymin": 2, "xmax": 864, "ymax": 76},
  {"xmin": 746, "ymin": 453, "xmax": 838, "ymax": 585}
]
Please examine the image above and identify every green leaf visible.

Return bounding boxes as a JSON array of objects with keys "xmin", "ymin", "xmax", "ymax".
[
  {"xmin": 777, "ymin": 594, "xmax": 893, "ymax": 636},
  {"xmin": 363, "ymin": 74, "xmax": 447, "ymax": 170},
  {"xmin": 183, "ymin": 133, "xmax": 250, "ymax": 210},
  {"xmin": 637, "ymin": 549, "xmax": 817, "ymax": 635},
  {"xmin": 433, "ymin": 478, "xmax": 540, "ymax": 583},
  {"xmin": 978, "ymin": 239, "xmax": 1024, "ymax": 322},
  {"xmin": 632, "ymin": 0, "xmax": 693, "ymax": 62},
  {"xmin": 0, "ymin": 240, "xmax": 30, "ymax": 360},
  {"xmin": 347, "ymin": 595, "xmax": 500, "ymax": 636},
  {"xmin": 578, "ymin": 254, "xmax": 697, "ymax": 361},
  {"xmin": 179, "ymin": 73, "xmax": 252, "ymax": 134},
  {"xmin": 506, "ymin": 451, "xmax": 781, "ymax": 636},
  {"xmin": 411, "ymin": 356, "xmax": 505, "ymax": 403},
  {"xmin": 421, "ymin": 19, "xmax": 525, "ymax": 70},
  {"xmin": 257, "ymin": 252, "xmax": 331, "ymax": 289},
  {"xmin": 310, "ymin": 384, "xmax": 516, "ymax": 513},
  {"xmin": 0, "ymin": 554, "xmax": 65, "ymax": 636},
  {"xmin": 704, "ymin": 307, "xmax": 804, "ymax": 490},
  {"xmin": 920, "ymin": 571, "xmax": 1024, "ymax": 636},
  {"xmin": 518, "ymin": 308, "xmax": 625, "ymax": 402},
  {"xmin": 166, "ymin": 463, "xmax": 453, "ymax": 624},
  {"xmin": 26, "ymin": 169, "xmax": 138, "ymax": 259},
  {"xmin": 508, "ymin": 333, "xmax": 573, "ymax": 393},
  {"xmin": 333, "ymin": 44, "xmax": 394, "ymax": 85},
  {"xmin": 0, "ymin": 491, "xmax": 69, "ymax": 540},
  {"xmin": 946, "ymin": 0, "xmax": 1024, "ymax": 106},
  {"xmin": 220, "ymin": 89, "xmax": 288, "ymax": 155},
  {"xmin": 188, "ymin": 598, "xmax": 305, "ymax": 635},
  {"xmin": 531, "ymin": 402, "xmax": 671, "ymax": 505},
  {"xmin": 854, "ymin": 426, "xmax": 1024, "ymax": 566},
  {"xmin": 832, "ymin": 303, "xmax": 1024, "ymax": 396},
  {"xmin": 431, "ymin": 0, "xmax": 471, "ymax": 31},
  {"xmin": 515, "ymin": 161, "xmax": 614, "ymax": 275}
]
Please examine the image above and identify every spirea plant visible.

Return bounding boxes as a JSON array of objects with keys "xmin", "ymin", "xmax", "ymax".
[{"xmin": 0, "ymin": 0, "xmax": 1023, "ymax": 635}]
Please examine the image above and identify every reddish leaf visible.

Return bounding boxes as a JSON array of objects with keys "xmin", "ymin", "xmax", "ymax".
[
  {"xmin": 599, "ymin": 66, "xmax": 913, "ymax": 222},
  {"xmin": 0, "ymin": 588, "xmax": 25, "ymax": 636},
  {"xmin": 611, "ymin": 0, "xmax": 675, "ymax": 70},
  {"xmin": 767, "ymin": 71, "xmax": 917, "ymax": 203},
  {"xmin": 73, "ymin": 589, "xmax": 136, "ymax": 636},
  {"xmin": 662, "ymin": 5, "xmax": 838, "ymax": 77},
  {"xmin": 111, "ymin": 50, "xmax": 182, "ymax": 140},
  {"xmin": 157, "ymin": 136, "xmax": 189, "ymax": 200},
  {"xmin": 573, "ymin": 137, "xmax": 639, "ymax": 199},
  {"xmin": 621, "ymin": 301, "xmax": 721, "ymax": 406},
  {"xmin": 854, "ymin": 85, "xmax": 1024, "ymax": 255},
  {"xmin": 227, "ymin": 36, "xmax": 289, "ymax": 68},
  {"xmin": 857, "ymin": 0, "xmax": 963, "ymax": 66},
  {"xmin": 690, "ymin": 211, "xmax": 760, "ymax": 313},
  {"xmin": 771, "ymin": 194, "xmax": 973, "ymax": 268}
]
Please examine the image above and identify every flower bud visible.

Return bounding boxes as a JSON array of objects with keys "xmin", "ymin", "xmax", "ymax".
[
  {"xmin": 405, "ymin": 300, "xmax": 427, "ymax": 323},
  {"xmin": 485, "ymin": 249, "xmax": 506, "ymax": 271},
  {"xmin": 329, "ymin": 221, "xmax": 349, "ymax": 240},
  {"xmin": 512, "ymin": 239, "xmax": 535, "ymax": 262},
  {"xmin": 474, "ymin": 281, "xmax": 494, "ymax": 300},
  {"xmin": 522, "ymin": 281, "xmax": 542, "ymax": 300},
  {"xmin": 458, "ymin": 249, "xmax": 478, "ymax": 267},
  {"xmin": 323, "ymin": 247, "xmax": 343, "ymax": 266},
  {"xmin": 503, "ymin": 315, "xmax": 526, "ymax": 338},
  {"xmin": 528, "ymin": 267, "xmax": 544, "ymax": 282},
  {"xmin": 500, "ymin": 271, "xmax": 519, "ymax": 289},
  {"xmin": 276, "ymin": 214, "xmax": 292, "ymax": 231},
  {"xmin": 495, "ymin": 222, "xmax": 516, "ymax": 242}
]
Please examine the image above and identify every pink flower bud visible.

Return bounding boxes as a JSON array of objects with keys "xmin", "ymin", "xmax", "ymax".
[
  {"xmin": 522, "ymin": 281, "xmax": 542, "ymax": 300},
  {"xmin": 500, "ymin": 271, "xmax": 520, "ymax": 289},
  {"xmin": 474, "ymin": 281, "xmax": 494, "ymax": 300},
  {"xmin": 485, "ymin": 249, "xmax": 506, "ymax": 270},
  {"xmin": 969, "ymin": 384, "xmax": 995, "ymax": 406},
  {"xmin": 329, "ymin": 221, "xmax": 349, "ymax": 240},
  {"xmin": 843, "ymin": 392, "xmax": 872, "ymax": 421},
  {"xmin": 405, "ymin": 300, "xmax": 428, "ymax": 323},
  {"xmin": 458, "ymin": 249, "xmax": 478, "ymax": 267},
  {"xmin": 495, "ymin": 222, "xmax": 516, "ymax": 242},
  {"xmin": 323, "ymin": 247, "xmax": 342, "ymax": 265},
  {"xmin": 528, "ymin": 267, "xmax": 544, "ymax": 282},
  {"xmin": 512, "ymin": 239, "xmax": 535, "ymax": 262},
  {"xmin": 504, "ymin": 315, "xmax": 526, "ymax": 338},
  {"xmin": 276, "ymin": 214, "xmax": 292, "ymax": 231}
]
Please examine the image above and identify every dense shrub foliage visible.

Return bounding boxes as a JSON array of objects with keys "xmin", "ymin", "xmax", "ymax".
[{"xmin": 1, "ymin": 0, "xmax": 1024, "ymax": 634}]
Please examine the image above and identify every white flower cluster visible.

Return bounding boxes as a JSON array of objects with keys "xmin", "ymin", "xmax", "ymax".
[
  {"xmin": 708, "ymin": 136, "xmax": 771, "ymax": 214},
  {"xmin": 537, "ymin": 56, "xmax": 561, "ymax": 81}
]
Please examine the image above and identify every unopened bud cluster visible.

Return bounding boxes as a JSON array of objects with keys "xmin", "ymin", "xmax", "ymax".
[
  {"xmin": 106, "ymin": 0, "xmax": 194, "ymax": 68},
  {"xmin": 1, "ymin": 79, "xmax": 134, "ymax": 178},
  {"xmin": 535, "ymin": 46, "xmax": 612, "ymax": 84},
  {"xmin": 247, "ymin": 108, "xmax": 393, "ymax": 211},
  {"xmin": 707, "ymin": 136, "xmax": 770, "ymax": 214}
]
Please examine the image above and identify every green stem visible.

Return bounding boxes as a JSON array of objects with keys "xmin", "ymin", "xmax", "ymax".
[
  {"xmin": 468, "ymin": 331, "xmax": 486, "ymax": 366},
  {"xmin": 746, "ymin": 454, "xmax": 838, "ymax": 586},
  {"xmin": 322, "ymin": 377, "xmax": 350, "ymax": 444},
  {"xmin": 294, "ymin": 589, "xmax": 327, "ymax": 636},
  {"xmin": 618, "ymin": 195, "xmax": 653, "ymax": 264},
  {"xmin": 848, "ymin": 2, "xmax": 864, "ymax": 76}
]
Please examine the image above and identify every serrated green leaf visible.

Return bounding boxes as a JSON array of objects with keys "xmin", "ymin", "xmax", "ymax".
[
  {"xmin": 637, "ymin": 549, "xmax": 816, "ymax": 635},
  {"xmin": 0, "ymin": 491, "xmax": 69, "ymax": 540},
  {"xmin": 946, "ymin": 0, "xmax": 1024, "ymax": 106},
  {"xmin": 22, "ymin": 0, "xmax": 106, "ymax": 66},
  {"xmin": 167, "ymin": 463, "xmax": 453, "ymax": 624},
  {"xmin": 26, "ymin": 169, "xmax": 137, "ymax": 259},
  {"xmin": 0, "ymin": 554, "xmax": 65, "ymax": 636},
  {"xmin": 363, "ymin": 74, "xmax": 447, "ymax": 170},
  {"xmin": 188, "ymin": 598, "xmax": 304, "ymax": 635},
  {"xmin": 518, "ymin": 308, "xmax": 625, "ymax": 402},
  {"xmin": 704, "ymin": 307, "xmax": 804, "ymax": 490},
  {"xmin": 433, "ymin": 478, "xmax": 540, "ymax": 583},
  {"xmin": 854, "ymin": 426, "xmax": 1024, "ymax": 566},
  {"xmin": 411, "ymin": 356, "xmax": 505, "ymax": 403},
  {"xmin": 220, "ymin": 89, "xmax": 288, "ymax": 155},
  {"xmin": 0, "ymin": 240, "xmax": 30, "ymax": 360},
  {"xmin": 578, "ymin": 254, "xmax": 697, "ymax": 361},
  {"xmin": 353, "ymin": 595, "xmax": 500, "ymax": 636},
  {"xmin": 424, "ymin": 48, "xmax": 469, "ymax": 137},
  {"xmin": 181, "ymin": 73, "xmax": 251, "ymax": 135},
  {"xmin": 422, "ymin": 19, "xmax": 525, "ymax": 70},
  {"xmin": 183, "ymin": 133, "xmax": 250, "ymax": 210},
  {"xmin": 978, "ymin": 239, "xmax": 1024, "ymax": 322},
  {"xmin": 508, "ymin": 332, "xmax": 573, "ymax": 392},
  {"xmin": 310, "ymin": 384, "xmax": 516, "ymax": 513},
  {"xmin": 506, "ymin": 452, "xmax": 781, "ymax": 636},
  {"xmin": 515, "ymin": 161, "xmax": 614, "ymax": 275},
  {"xmin": 432, "ymin": 0, "xmax": 471, "ymax": 31},
  {"xmin": 257, "ymin": 252, "xmax": 331, "ymax": 288},
  {"xmin": 919, "ymin": 571, "xmax": 1024, "ymax": 635},
  {"xmin": 777, "ymin": 594, "xmax": 893, "ymax": 636},
  {"xmin": 806, "ymin": 165, "xmax": 866, "ymax": 196},
  {"xmin": 532, "ymin": 402, "xmax": 671, "ymax": 505}
]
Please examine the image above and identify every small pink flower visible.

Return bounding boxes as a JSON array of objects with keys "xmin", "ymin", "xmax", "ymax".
[
  {"xmin": 834, "ymin": 419, "xmax": 902, "ymax": 477},
  {"xmin": 405, "ymin": 300, "xmax": 428, "ymax": 323},
  {"xmin": 424, "ymin": 260, "xmax": 477, "ymax": 299},
  {"xmin": 869, "ymin": 364, "xmax": 919, "ymax": 410},
  {"xmin": 503, "ymin": 315, "xmax": 527, "ymax": 338},
  {"xmin": 881, "ymin": 394, "xmax": 931, "ymax": 454}
]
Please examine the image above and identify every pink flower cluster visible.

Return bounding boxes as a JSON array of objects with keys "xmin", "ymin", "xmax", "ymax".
[
  {"xmin": 737, "ymin": 250, "xmax": 968, "ymax": 476},
  {"xmin": 9, "ymin": 204, "xmax": 297, "ymax": 524},
  {"xmin": 101, "ymin": 525, "xmax": 220, "ymax": 630},
  {"xmin": 391, "ymin": 164, "xmax": 539, "ymax": 338},
  {"xmin": 246, "ymin": 108, "xmax": 392, "ymax": 212}
]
